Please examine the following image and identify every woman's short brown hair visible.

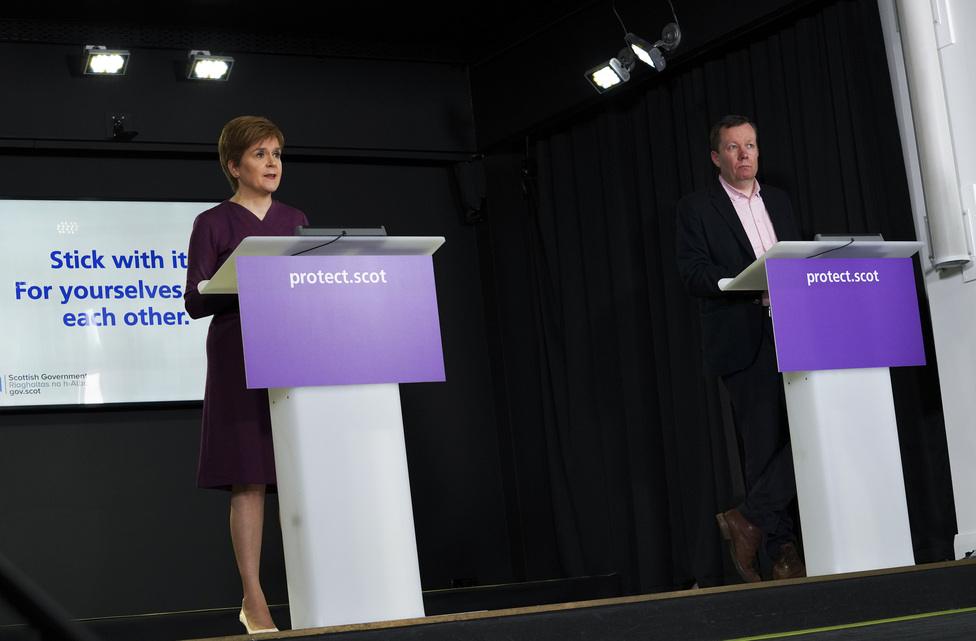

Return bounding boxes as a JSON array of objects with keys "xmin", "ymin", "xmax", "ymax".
[{"xmin": 217, "ymin": 115, "xmax": 285, "ymax": 192}]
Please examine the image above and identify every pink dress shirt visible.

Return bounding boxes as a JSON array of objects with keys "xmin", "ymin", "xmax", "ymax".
[{"xmin": 719, "ymin": 175, "xmax": 777, "ymax": 304}]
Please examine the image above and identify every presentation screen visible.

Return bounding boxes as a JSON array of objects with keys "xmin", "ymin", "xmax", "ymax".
[{"xmin": 0, "ymin": 200, "xmax": 217, "ymax": 408}]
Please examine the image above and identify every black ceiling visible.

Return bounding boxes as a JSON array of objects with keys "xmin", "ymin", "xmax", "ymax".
[{"xmin": 1, "ymin": 0, "xmax": 607, "ymax": 63}]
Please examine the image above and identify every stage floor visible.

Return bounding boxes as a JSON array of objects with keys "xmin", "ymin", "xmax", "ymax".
[
  {"xmin": 729, "ymin": 607, "xmax": 976, "ymax": 640},
  {"xmin": 4, "ymin": 560, "xmax": 975, "ymax": 641},
  {"xmin": 180, "ymin": 560, "xmax": 976, "ymax": 641}
]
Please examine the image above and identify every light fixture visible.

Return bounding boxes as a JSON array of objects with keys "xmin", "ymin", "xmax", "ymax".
[
  {"xmin": 626, "ymin": 33, "xmax": 666, "ymax": 70},
  {"xmin": 585, "ymin": 1, "xmax": 682, "ymax": 93},
  {"xmin": 84, "ymin": 45, "xmax": 130, "ymax": 76},
  {"xmin": 586, "ymin": 51, "xmax": 635, "ymax": 93},
  {"xmin": 187, "ymin": 50, "xmax": 234, "ymax": 81}
]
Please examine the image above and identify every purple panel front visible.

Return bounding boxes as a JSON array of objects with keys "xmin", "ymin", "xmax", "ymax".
[
  {"xmin": 767, "ymin": 257, "xmax": 925, "ymax": 372},
  {"xmin": 237, "ymin": 255, "xmax": 445, "ymax": 388}
]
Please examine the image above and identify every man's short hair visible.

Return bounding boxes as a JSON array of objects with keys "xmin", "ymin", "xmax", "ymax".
[
  {"xmin": 218, "ymin": 115, "xmax": 285, "ymax": 192},
  {"xmin": 709, "ymin": 114, "xmax": 757, "ymax": 152}
]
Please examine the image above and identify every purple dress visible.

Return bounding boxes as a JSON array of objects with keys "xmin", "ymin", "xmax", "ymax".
[{"xmin": 184, "ymin": 200, "xmax": 309, "ymax": 490}]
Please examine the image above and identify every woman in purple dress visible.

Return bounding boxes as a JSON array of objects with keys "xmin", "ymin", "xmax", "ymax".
[{"xmin": 184, "ymin": 116, "xmax": 307, "ymax": 634}]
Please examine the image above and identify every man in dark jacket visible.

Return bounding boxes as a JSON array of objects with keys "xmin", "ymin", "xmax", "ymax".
[{"xmin": 675, "ymin": 114, "xmax": 806, "ymax": 582}]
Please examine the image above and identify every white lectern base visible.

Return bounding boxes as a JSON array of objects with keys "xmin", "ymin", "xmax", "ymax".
[
  {"xmin": 783, "ymin": 367, "xmax": 915, "ymax": 576},
  {"xmin": 954, "ymin": 531, "xmax": 976, "ymax": 560},
  {"xmin": 268, "ymin": 384, "xmax": 425, "ymax": 630}
]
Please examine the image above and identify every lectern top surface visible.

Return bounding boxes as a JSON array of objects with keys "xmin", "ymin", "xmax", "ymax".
[
  {"xmin": 199, "ymin": 235, "xmax": 445, "ymax": 294},
  {"xmin": 718, "ymin": 240, "xmax": 922, "ymax": 291}
]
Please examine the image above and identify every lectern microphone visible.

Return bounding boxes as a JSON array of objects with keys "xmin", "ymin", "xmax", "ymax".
[{"xmin": 294, "ymin": 226, "xmax": 387, "ymax": 237}]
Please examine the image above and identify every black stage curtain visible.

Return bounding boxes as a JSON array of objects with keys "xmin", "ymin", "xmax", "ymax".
[{"xmin": 483, "ymin": 0, "xmax": 956, "ymax": 594}]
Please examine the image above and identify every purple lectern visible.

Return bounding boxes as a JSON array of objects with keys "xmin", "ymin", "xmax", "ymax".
[
  {"xmin": 199, "ymin": 235, "xmax": 445, "ymax": 630},
  {"xmin": 720, "ymin": 240, "xmax": 925, "ymax": 576}
]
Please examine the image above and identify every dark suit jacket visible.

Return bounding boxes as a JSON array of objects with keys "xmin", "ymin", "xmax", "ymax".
[{"xmin": 675, "ymin": 177, "xmax": 801, "ymax": 376}]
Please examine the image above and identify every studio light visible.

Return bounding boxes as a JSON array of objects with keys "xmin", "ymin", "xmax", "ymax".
[
  {"xmin": 626, "ymin": 33, "xmax": 666, "ymax": 71},
  {"xmin": 188, "ymin": 50, "xmax": 234, "ymax": 81},
  {"xmin": 586, "ymin": 52, "xmax": 634, "ymax": 93},
  {"xmin": 84, "ymin": 45, "xmax": 130, "ymax": 76},
  {"xmin": 585, "ymin": 1, "xmax": 682, "ymax": 94}
]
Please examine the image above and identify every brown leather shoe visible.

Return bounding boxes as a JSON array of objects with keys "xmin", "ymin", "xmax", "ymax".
[
  {"xmin": 772, "ymin": 542, "xmax": 806, "ymax": 580},
  {"xmin": 716, "ymin": 509, "xmax": 762, "ymax": 583}
]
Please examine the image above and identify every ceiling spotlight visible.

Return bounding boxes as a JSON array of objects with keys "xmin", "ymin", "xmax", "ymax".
[
  {"xmin": 84, "ymin": 45, "xmax": 130, "ymax": 76},
  {"xmin": 625, "ymin": 33, "xmax": 666, "ymax": 71},
  {"xmin": 188, "ymin": 50, "xmax": 234, "ymax": 81},
  {"xmin": 586, "ymin": 14, "xmax": 682, "ymax": 93},
  {"xmin": 586, "ymin": 50, "xmax": 636, "ymax": 93}
]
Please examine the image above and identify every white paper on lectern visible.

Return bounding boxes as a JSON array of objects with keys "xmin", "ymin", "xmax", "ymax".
[
  {"xmin": 717, "ymin": 240, "xmax": 923, "ymax": 291},
  {"xmin": 198, "ymin": 235, "xmax": 445, "ymax": 294}
]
